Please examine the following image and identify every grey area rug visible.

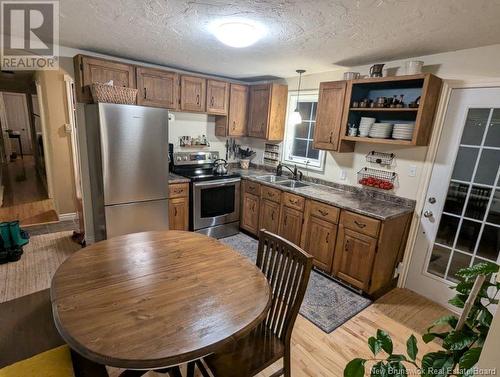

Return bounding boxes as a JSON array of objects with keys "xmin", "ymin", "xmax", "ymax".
[{"xmin": 220, "ymin": 233, "xmax": 372, "ymax": 333}]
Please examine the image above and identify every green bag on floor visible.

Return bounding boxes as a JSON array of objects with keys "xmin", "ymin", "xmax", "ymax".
[{"xmin": 0, "ymin": 221, "xmax": 29, "ymax": 263}]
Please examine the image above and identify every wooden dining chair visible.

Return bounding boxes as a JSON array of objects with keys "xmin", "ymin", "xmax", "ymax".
[{"xmin": 201, "ymin": 229, "xmax": 313, "ymax": 377}]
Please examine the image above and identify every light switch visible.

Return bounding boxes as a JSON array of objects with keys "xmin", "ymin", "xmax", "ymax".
[{"xmin": 408, "ymin": 165, "xmax": 417, "ymax": 177}]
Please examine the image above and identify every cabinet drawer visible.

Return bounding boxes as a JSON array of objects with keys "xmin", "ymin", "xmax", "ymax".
[
  {"xmin": 309, "ymin": 201, "xmax": 340, "ymax": 224},
  {"xmin": 261, "ymin": 186, "xmax": 281, "ymax": 203},
  {"xmin": 244, "ymin": 180, "xmax": 261, "ymax": 195},
  {"xmin": 169, "ymin": 183, "xmax": 189, "ymax": 198},
  {"xmin": 283, "ymin": 192, "xmax": 305, "ymax": 211},
  {"xmin": 341, "ymin": 211, "xmax": 380, "ymax": 238}
]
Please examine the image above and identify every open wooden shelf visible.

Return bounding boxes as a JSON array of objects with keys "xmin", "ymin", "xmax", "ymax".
[
  {"xmin": 339, "ymin": 73, "xmax": 443, "ymax": 150},
  {"xmin": 349, "ymin": 108, "xmax": 419, "ymax": 112},
  {"xmin": 342, "ymin": 136, "xmax": 414, "ymax": 145}
]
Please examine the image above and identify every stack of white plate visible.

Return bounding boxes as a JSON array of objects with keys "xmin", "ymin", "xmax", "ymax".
[
  {"xmin": 392, "ymin": 123, "xmax": 415, "ymax": 140},
  {"xmin": 369, "ymin": 123, "xmax": 393, "ymax": 139},
  {"xmin": 359, "ymin": 117, "xmax": 376, "ymax": 137}
]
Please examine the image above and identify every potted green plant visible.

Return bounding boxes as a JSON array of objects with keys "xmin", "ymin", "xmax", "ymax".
[{"xmin": 344, "ymin": 262, "xmax": 499, "ymax": 377}]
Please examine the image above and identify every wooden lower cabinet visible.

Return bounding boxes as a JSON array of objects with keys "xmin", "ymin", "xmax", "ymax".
[
  {"xmin": 168, "ymin": 183, "xmax": 189, "ymax": 231},
  {"xmin": 302, "ymin": 216, "xmax": 337, "ymax": 273},
  {"xmin": 278, "ymin": 206, "xmax": 303, "ymax": 246},
  {"xmin": 333, "ymin": 226, "xmax": 377, "ymax": 291},
  {"xmin": 169, "ymin": 197, "xmax": 189, "ymax": 231},
  {"xmin": 241, "ymin": 192, "xmax": 260, "ymax": 235},
  {"xmin": 259, "ymin": 199, "xmax": 280, "ymax": 234}
]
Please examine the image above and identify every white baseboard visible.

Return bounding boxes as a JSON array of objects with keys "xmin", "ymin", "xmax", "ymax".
[{"xmin": 59, "ymin": 212, "xmax": 77, "ymax": 221}]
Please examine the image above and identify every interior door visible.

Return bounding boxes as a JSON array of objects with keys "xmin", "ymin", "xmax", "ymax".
[
  {"xmin": 2, "ymin": 92, "xmax": 32, "ymax": 155},
  {"xmin": 406, "ymin": 87, "xmax": 500, "ymax": 308}
]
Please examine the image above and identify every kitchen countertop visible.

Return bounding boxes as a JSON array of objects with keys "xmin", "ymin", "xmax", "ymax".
[
  {"xmin": 168, "ymin": 173, "xmax": 190, "ymax": 184},
  {"xmin": 232, "ymin": 167, "xmax": 414, "ymax": 221}
]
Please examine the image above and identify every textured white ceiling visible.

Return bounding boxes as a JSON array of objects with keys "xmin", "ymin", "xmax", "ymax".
[{"xmin": 59, "ymin": 0, "xmax": 500, "ymax": 80}]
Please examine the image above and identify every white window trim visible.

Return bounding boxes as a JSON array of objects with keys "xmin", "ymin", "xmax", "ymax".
[{"xmin": 282, "ymin": 90, "xmax": 325, "ymax": 171}]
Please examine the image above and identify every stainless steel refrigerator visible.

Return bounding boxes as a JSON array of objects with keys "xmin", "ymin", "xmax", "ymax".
[{"xmin": 84, "ymin": 103, "xmax": 169, "ymax": 241}]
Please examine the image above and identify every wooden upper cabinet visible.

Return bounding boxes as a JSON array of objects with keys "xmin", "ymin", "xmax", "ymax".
[
  {"xmin": 248, "ymin": 83, "xmax": 288, "ymax": 141},
  {"xmin": 207, "ymin": 80, "xmax": 229, "ymax": 115},
  {"xmin": 136, "ymin": 67, "xmax": 179, "ymax": 109},
  {"xmin": 228, "ymin": 84, "xmax": 248, "ymax": 136},
  {"xmin": 74, "ymin": 55, "xmax": 136, "ymax": 103},
  {"xmin": 313, "ymin": 80, "xmax": 350, "ymax": 151},
  {"xmin": 180, "ymin": 75, "xmax": 206, "ymax": 112}
]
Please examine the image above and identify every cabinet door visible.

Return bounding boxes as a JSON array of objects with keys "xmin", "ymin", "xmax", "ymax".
[
  {"xmin": 333, "ymin": 226, "xmax": 377, "ymax": 291},
  {"xmin": 248, "ymin": 84, "xmax": 270, "ymax": 138},
  {"xmin": 241, "ymin": 192, "xmax": 260, "ymax": 235},
  {"xmin": 169, "ymin": 197, "xmax": 189, "ymax": 231},
  {"xmin": 180, "ymin": 76, "xmax": 206, "ymax": 112},
  {"xmin": 259, "ymin": 199, "xmax": 280, "ymax": 234},
  {"xmin": 303, "ymin": 216, "xmax": 337, "ymax": 273},
  {"xmin": 207, "ymin": 80, "xmax": 229, "ymax": 115},
  {"xmin": 75, "ymin": 55, "xmax": 136, "ymax": 103},
  {"xmin": 313, "ymin": 81, "xmax": 347, "ymax": 151},
  {"xmin": 228, "ymin": 84, "xmax": 248, "ymax": 136},
  {"xmin": 278, "ymin": 206, "xmax": 303, "ymax": 246},
  {"xmin": 136, "ymin": 67, "xmax": 179, "ymax": 109}
]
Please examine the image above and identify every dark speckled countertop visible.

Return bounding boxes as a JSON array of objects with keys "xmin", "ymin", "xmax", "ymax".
[
  {"xmin": 232, "ymin": 167, "xmax": 414, "ymax": 221},
  {"xmin": 168, "ymin": 173, "xmax": 190, "ymax": 184}
]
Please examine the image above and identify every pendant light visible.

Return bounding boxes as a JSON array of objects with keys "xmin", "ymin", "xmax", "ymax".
[{"xmin": 290, "ymin": 69, "xmax": 306, "ymax": 125}]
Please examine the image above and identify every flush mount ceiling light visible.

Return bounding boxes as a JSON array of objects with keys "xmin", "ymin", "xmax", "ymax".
[{"xmin": 209, "ymin": 19, "xmax": 265, "ymax": 48}]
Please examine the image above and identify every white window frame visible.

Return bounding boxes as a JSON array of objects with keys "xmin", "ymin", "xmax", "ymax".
[{"xmin": 282, "ymin": 90, "xmax": 325, "ymax": 171}]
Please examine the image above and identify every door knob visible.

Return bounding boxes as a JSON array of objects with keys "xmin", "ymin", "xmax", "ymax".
[{"xmin": 423, "ymin": 210, "xmax": 433, "ymax": 218}]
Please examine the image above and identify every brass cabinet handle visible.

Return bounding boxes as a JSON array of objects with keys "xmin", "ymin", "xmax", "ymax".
[
  {"xmin": 345, "ymin": 239, "xmax": 350, "ymax": 252},
  {"xmin": 354, "ymin": 220, "xmax": 366, "ymax": 228},
  {"xmin": 144, "ymin": 87, "xmax": 147, "ymax": 99},
  {"xmin": 329, "ymin": 131, "xmax": 333, "ymax": 143},
  {"xmin": 326, "ymin": 232, "xmax": 330, "ymax": 244},
  {"xmin": 174, "ymin": 188, "xmax": 183, "ymax": 193},
  {"xmin": 196, "ymin": 94, "xmax": 200, "ymax": 105},
  {"xmin": 268, "ymin": 192, "xmax": 274, "ymax": 197},
  {"xmin": 318, "ymin": 209, "xmax": 329, "ymax": 216},
  {"xmin": 271, "ymin": 211, "xmax": 274, "ymax": 221},
  {"xmin": 174, "ymin": 207, "xmax": 178, "ymax": 216},
  {"xmin": 211, "ymin": 96, "xmax": 214, "ymax": 106},
  {"xmin": 232, "ymin": 121, "xmax": 236, "ymax": 130},
  {"xmin": 289, "ymin": 198, "xmax": 298, "ymax": 205}
]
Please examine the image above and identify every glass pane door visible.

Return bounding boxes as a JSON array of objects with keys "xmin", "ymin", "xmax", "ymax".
[{"xmin": 427, "ymin": 108, "xmax": 500, "ymax": 282}]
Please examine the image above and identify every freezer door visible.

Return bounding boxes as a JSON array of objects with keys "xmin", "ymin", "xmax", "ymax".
[
  {"xmin": 104, "ymin": 199, "xmax": 169, "ymax": 239},
  {"xmin": 99, "ymin": 103, "xmax": 169, "ymax": 205}
]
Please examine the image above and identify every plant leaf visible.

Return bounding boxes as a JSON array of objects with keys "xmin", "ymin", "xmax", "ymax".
[
  {"xmin": 371, "ymin": 361, "xmax": 387, "ymax": 377},
  {"xmin": 421, "ymin": 352, "xmax": 454, "ymax": 377},
  {"xmin": 477, "ymin": 309, "xmax": 493, "ymax": 326},
  {"xmin": 344, "ymin": 358, "xmax": 366, "ymax": 377},
  {"xmin": 442, "ymin": 330, "xmax": 477, "ymax": 351},
  {"xmin": 368, "ymin": 336, "xmax": 382, "ymax": 356},
  {"xmin": 427, "ymin": 315, "xmax": 458, "ymax": 332},
  {"xmin": 422, "ymin": 331, "xmax": 448, "ymax": 343},
  {"xmin": 377, "ymin": 330, "xmax": 393, "ymax": 355},
  {"xmin": 406, "ymin": 334, "xmax": 418, "ymax": 361},
  {"xmin": 456, "ymin": 262, "xmax": 499, "ymax": 279},
  {"xmin": 448, "ymin": 294, "xmax": 467, "ymax": 308},
  {"xmin": 459, "ymin": 347, "xmax": 482, "ymax": 371},
  {"xmin": 387, "ymin": 354, "xmax": 407, "ymax": 362}
]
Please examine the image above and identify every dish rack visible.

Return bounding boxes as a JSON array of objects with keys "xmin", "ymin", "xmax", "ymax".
[
  {"xmin": 357, "ymin": 167, "xmax": 397, "ymax": 190},
  {"xmin": 366, "ymin": 151, "xmax": 395, "ymax": 166}
]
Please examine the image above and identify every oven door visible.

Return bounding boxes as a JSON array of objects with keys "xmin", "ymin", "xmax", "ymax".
[{"xmin": 192, "ymin": 178, "xmax": 240, "ymax": 231}]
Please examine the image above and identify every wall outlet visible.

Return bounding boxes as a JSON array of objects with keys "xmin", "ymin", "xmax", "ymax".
[
  {"xmin": 408, "ymin": 165, "xmax": 417, "ymax": 177},
  {"xmin": 339, "ymin": 170, "xmax": 347, "ymax": 180}
]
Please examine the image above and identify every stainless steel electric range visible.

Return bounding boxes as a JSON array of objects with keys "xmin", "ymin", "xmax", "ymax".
[{"xmin": 172, "ymin": 151, "xmax": 241, "ymax": 238}]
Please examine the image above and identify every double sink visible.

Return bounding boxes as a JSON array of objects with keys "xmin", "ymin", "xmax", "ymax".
[{"xmin": 255, "ymin": 175, "xmax": 310, "ymax": 189}]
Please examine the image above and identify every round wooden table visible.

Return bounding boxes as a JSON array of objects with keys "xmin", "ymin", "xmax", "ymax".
[{"xmin": 51, "ymin": 231, "xmax": 271, "ymax": 369}]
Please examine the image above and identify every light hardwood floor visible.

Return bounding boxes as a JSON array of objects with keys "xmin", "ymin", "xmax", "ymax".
[
  {"xmin": 0, "ymin": 198, "xmax": 58, "ymax": 226},
  {"xmin": 1, "ymin": 231, "xmax": 450, "ymax": 377}
]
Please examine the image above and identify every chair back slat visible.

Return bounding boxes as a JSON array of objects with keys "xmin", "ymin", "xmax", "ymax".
[{"xmin": 256, "ymin": 230, "xmax": 313, "ymax": 341}]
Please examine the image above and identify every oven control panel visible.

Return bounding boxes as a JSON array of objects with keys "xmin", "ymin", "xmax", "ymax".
[{"xmin": 173, "ymin": 151, "xmax": 220, "ymax": 165}]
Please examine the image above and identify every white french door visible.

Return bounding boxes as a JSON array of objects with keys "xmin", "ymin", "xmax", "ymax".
[{"xmin": 406, "ymin": 87, "xmax": 500, "ymax": 309}]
